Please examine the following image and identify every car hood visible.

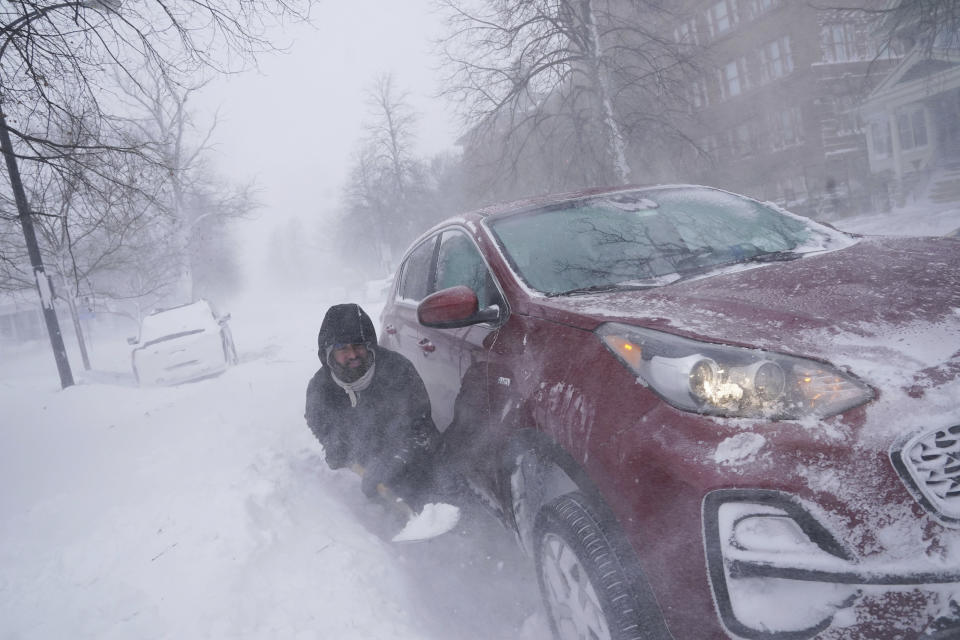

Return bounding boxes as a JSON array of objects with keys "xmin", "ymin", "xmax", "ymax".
[
  {"xmin": 532, "ymin": 235, "xmax": 960, "ymax": 433},
  {"xmin": 535, "ymin": 236, "xmax": 958, "ymax": 340}
]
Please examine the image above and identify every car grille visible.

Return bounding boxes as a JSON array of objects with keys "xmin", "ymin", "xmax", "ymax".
[{"xmin": 893, "ymin": 424, "xmax": 960, "ymax": 528}]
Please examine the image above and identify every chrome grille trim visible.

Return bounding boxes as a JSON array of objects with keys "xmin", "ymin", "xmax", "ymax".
[{"xmin": 891, "ymin": 424, "xmax": 960, "ymax": 528}]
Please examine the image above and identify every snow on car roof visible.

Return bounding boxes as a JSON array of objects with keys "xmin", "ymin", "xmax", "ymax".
[{"xmin": 139, "ymin": 300, "xmax": 218, "ymax": 342}]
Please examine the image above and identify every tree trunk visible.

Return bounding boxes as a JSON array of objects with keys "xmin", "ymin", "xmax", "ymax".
[
  {"xmin": 172, "ymin": 174, "xmax": 195, "ymax": 302},
  {"xmin": 582, "ymin": 0, "xmax": 631, "ymax": 185},
  {"xmin": 63, "ymin": 285, "xmax": 92, "ymax": 371}
]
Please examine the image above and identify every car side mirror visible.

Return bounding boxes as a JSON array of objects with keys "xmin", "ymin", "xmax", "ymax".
[
  {"xmin": 127, "ymin": 336, "xmax": 138, "ymax": 346},
  {"xmin": 418, "ymin": 285, "xmax": 501, "ymax": 329}
]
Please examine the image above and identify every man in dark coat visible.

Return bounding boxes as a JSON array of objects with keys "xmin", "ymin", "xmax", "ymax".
[{"xmin": 305, "ymin": 303, "xmax": 440, "ymax": 510}]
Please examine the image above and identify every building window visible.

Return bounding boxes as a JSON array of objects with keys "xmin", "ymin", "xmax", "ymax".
[
  {"xmin": 706, "ymin": 0, "xmax": 737, "ymax": 38},
  {"xmin": 832, "ymin": 95, "xmax": 863, "ymax": 135},
  {"xmin": 821, "ymin": 19, "xmax": 898, "ymax": 62},
  {"xmin": 697, "ymin": 135, "xmax": 719, "ymax": 165},
  {"xmin": 821, "ymin": 22, "xmax": 878, "ymax": 63},
  {"xmin": 897, "ymin": 108, "xmax": 928, "ymax": 150},
  {"xmin": 719, "ymin": 58, "xmax": 748, "ymax": 99},
  {"xmin": 759, "ymin": 36, "xmax": 793, "ymax": 83},
  {"xmin": 770, "ymin": 107, "xmax": 803, "ymax": 149},
  {"xmin": 871, "ymin": 121, "xmax": 892, "ymax": 158},
  {"xmin": 748, "ymin": 0, "xmax": 778, "ymax": 18},
  {"xmin": 721, "ymin": 61, "xmax": 739, "ymax": 98},
  {"xmin": 689, "ymin": 76, "xmax": 709, "ymax": 109},
  {"xmin": 673, "ymin": 18, "xmax": 699, "ymax": 45},
  {"xmin": 733, "ymin": 122, "xmax": 753, "ymax": 157},
  {"xmin": 778, "ymin": 175, "xmax": 808, "ymax": 204}
]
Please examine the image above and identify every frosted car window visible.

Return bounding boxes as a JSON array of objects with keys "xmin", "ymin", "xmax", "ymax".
[
  {"xmin": 654, "ymin": 189, "xmax": 806, "ymax": 253},
  {"xmin": 489, "ymin": 187, "xmax": 817, "ymax": 295},
  {"xmin": 399, "ymin": 237, "xmax": 436, "ymax": 302},
  {"xmin": 436, "ymin": 231, "xmax": 496, "ymax": 308}
]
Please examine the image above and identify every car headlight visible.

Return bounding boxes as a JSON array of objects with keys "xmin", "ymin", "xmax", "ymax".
[{"xmin": 597, "ymin": 323, "xmax": 872, "ymax": 419}]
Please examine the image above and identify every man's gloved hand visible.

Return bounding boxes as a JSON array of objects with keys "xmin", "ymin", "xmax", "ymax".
[
  {"xmin": 323, "ymin": 439, "xmax": 348, "ymax": 470},
  {"xmin": 361, "ymin": 455, "xmax": 405, "ymax": 499}
]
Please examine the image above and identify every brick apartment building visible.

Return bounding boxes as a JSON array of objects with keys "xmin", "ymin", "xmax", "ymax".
[{"xmin": 669, "ymin": 0, "xmax": 901, "ymax": 218}]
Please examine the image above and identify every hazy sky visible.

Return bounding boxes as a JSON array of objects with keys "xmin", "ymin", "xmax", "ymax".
[{"xmin": 195, "ymin": 0, "xmax": 459, "ymax": 270}]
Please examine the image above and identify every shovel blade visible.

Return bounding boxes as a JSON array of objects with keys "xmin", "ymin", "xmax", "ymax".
[{"xmin": 391, "ymin": 502, "xmax": 461, "ymax": 543}]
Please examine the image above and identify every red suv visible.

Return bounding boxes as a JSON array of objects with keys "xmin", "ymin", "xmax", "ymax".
[{"xmin": 379, "ymin": 185, "xmax": 960, "ymax": 640}]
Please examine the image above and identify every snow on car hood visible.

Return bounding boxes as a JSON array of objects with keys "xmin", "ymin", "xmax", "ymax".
[
  {"xmin": 533, "ymin": 235, "xmax": 960, "ymax": 577},
  {"xmin": 535, "ymin": 235, "xmax": 960, "ymax": 439}
]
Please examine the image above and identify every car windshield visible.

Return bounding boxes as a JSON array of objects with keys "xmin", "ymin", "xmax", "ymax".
[
  {"xmin": 488, "ymin": 187, "xmax": 845, "ymax": 296},
  {"xmin": 139, "ymin": 301, "xmax": 217, "ymax": 342}
]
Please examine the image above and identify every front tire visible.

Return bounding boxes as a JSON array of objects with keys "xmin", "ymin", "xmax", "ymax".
[{"xmin": 534, "ymin": 492, "xmax": 653, "ymax": 640}]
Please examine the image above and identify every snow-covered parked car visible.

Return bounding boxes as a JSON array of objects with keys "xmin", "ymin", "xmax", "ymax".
[
  {"xmin": 129, "ymin": 299, "xmax": 238, "ymax": 386},
  {"xmin": 380, "ymin": 185, "xmax": 960, "ymax": 639}
]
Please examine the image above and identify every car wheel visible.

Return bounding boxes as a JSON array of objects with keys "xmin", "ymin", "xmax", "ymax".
[{"xmin": 534, "ymin": 492, "xmax": 652, "ymax": 640}]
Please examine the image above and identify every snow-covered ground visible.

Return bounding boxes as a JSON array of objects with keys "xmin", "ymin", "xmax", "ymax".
[
  {"xmin": 1, "ymin": 199, "xmax": 957, "ymax": 640},
  {"xmin": 0, "ymin": 294, "xmax": 547, "ymax": 639},
  {"xmin": 832, "ymin": 199, "xmax": 960, "ymax": 237}
]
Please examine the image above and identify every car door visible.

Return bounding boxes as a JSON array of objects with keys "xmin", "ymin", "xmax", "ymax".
[
  {"xmin": 427, "ymin": 228, "xmax": 514, "ymax": 505},
  {"xmin": 381, "ymin": 235, "xmax": 439, "ymax": 412},
  {"xmin": 412, "ymin": 228, "xmax": 501, "ymax": 432}
]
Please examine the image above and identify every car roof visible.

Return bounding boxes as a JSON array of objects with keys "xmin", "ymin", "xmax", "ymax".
[
  {"xmin": 466, "ymin": 184, "xmax": 655, "ymax": 220},
  {"xmin": 447, "ymin": 183, "xmax": 746, "ymax": 226}
]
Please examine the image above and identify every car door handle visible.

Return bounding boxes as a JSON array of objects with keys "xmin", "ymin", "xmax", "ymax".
[
  {"xmin": 418, "ymin": 338, "xmax": 435, "ymax": 353},
  {"xmin": 385, "ymin": 324, "xmax": 397, "ymax": 335}
]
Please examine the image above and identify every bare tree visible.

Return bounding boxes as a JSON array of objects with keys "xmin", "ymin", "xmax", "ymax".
[
  {"xmin": 3, "ymin": 132, "xmax": 176, "ymax": 367},
  {"xmin": 822, "ymin": 0, "xmax": 960, "ymax": 58},
  {"xmin": 1, "ymin": 0, "xmax": 310, "ymax": 386},
  {"xmin": 118, "ymin": 65, "xmax": 255, "ymax": 302},
  {"xmin": 366, "ymin": 74, "xmax": 420, "ymax": 208},
  {"xmin": 437, "ymin": 0, "xmax": 694, "ymax": 196},
  {"xmin": 341, "ymin": 140, "xmax": 394, "ymax": 272},
  {"xmin": 337, "ymin": 73, "xmax": 428, "ymax": 273},
  {"xmin": 0, "ymin": 67, "xmax": 254, "ymax": 369},
  {"xmin": 1, "ymin": 0, "xmax": 312, "ymax": 167}
]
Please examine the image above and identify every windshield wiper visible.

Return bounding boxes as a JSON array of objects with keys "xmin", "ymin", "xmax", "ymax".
[
  {"xmin": 665, "ymin": 250, "xmax": 806, "ymax": 285},
  {"xmin": 552, "ymin": 275, "xmax": 681, "ymax": 297},
  {"xmin": 737, "ymin": 250, "xmax": 804, "ymax": 263}
]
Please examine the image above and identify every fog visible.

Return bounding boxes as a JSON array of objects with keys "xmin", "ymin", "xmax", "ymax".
[
  {"xmin": 192, "ymin": 0, "xmax": 458, "ymax": 293},
  {"xmin": 2, "ymin": 1, "xmax": 960, "ymax": 638}
]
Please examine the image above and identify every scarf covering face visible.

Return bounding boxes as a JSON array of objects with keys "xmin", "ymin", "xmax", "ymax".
[{"xmin": 329, "ymin": 349, "xmax": 376, "ymax": 407}]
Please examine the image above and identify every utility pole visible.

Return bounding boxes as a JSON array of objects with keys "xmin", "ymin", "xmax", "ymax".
[
  {"xmin": 0, "ymin": 110, "xmax": 74, "ymax": 388},
  {"xmin": 0, "ymin": 0, "xmax": 118, "ymax": 389}
]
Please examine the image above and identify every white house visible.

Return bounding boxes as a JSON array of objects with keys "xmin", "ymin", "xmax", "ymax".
[{"xmin": 859, "ymin": 44, "xmax": 960, "ymax": 205}]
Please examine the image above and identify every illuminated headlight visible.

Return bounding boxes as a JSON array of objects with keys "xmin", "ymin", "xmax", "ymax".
[{"xmin": 597, "ymin": 323, "xmax": 872, "ymax": 419}]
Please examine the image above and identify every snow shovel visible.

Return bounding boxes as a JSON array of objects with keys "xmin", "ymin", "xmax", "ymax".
[{"xmin": 350, "ymin": 464, "xmax": 460, "ymax": 543}]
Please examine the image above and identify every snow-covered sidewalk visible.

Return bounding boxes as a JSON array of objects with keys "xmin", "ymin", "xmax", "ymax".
[{"xmin": 0, "ymin": 296, "xmax": 547, "ymax": 639}]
